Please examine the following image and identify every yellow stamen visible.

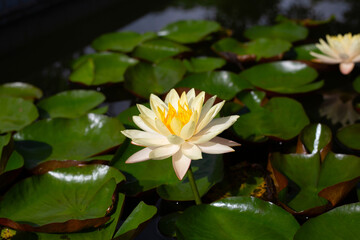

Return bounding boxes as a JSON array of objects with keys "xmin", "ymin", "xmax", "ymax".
[{"xmin": 158, "ymin": 100, "xmax": 193, "ymax": 135}]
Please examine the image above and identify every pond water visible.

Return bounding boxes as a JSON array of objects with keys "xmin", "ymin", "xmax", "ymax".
[{"xmin": 1, "ymin": 0, "xmax": 360, "ymax": 239}]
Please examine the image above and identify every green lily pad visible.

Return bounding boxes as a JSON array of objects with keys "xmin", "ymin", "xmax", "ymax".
[
  {"xmin": 337, "ymin": 123, "xmax": 360, "ymax": 150},
  {"xmin": 293, "ymin": 44, "xmax": 320, "ymax": 61},
  {"xmin": 275, "ymin": 15, "xmax": 335, "ymax": 27},
  {"xmin": 0, "ymin": 82, "xmax": 42, "ymax": 101},
  {"xmin": 183, "ymin": 57, "xmax": 226, "ymax": 73},
  {"xmin": 158, "ymin": 212, "xmax": 181, "ymax": 238},
  {"xmin": 124, "ymin": 58, "xmax": 186, "ymax": 99},
  {"xmin": 0, "ymin": 165, "xmax": 125, "ymax": 227},
  {"xmin": 239, "ymin": 61, "xmax": 323, "ymax": 94},
  {"xmin": 2, "ymin": 151, "xmax": 24, "ymax": 174},
  {"xmin": 156, "ymin": 154, "xmax": 223, "ymax": 201},
  {"xmin": 132, "ymin": 38, "xmax": 191, "ymax": 62},
  {"xmin": 233, "ymin": 97, "xmax": 310, "ymax": 141},
  {"xmin": 111, "ymin": 139, "xmax": 179, "ymax": 195},
  {"xmin": 114, "ymin": 201, "xmax": 157, "ymax": 239},
  {"xmin": 294, "ymin": 202, "xmax": 360, "ymax": 240},
  {"xmin": 236, "ymin": 90, "xmax": 266, "ymax": 111},
  {"xmin": 14, "ymin": 114, "xmax": 125, "ymax": 168},
  {"xmin": 35, "ymin": 193, "xmax": 125, "ymax": 240},
  {"xmin": 89, "ymin": 105, "xmax": 108, "ymax": 115},
  {"xmin": 353, "ymin": 75, "xmax": 360, "ymax": 93},
  {"xmin": 176, "ymin": 71, "xmax": 253, "ymax": 100},
  {"xmin": 158, "ymin": 20, "xmax": 221, "ymax": 44},
  {"xmin": 0, "ymin": 96, "xmax": 39, "ymax": 134},
  {"xmin": 300, "ymin": 123, "xmax": 332, "ymax": 153},
  {"xmin": 212, "ymin": 37, "xmax": 292, "ymax": 61},
  {"xmin": 70, "ymin": 53, "xmax": 138, "ymax": 86},
  {"xmin": 92, "ymin": 31, "xmax": 156, "ymax": 52},
  {"xmin": 117, "ymin": 103, "xmax": 150, "ymax": 129},
  {"xmin": 244, "ymin": 22, "xmax": 308, "ymax": 42},
  {"xmin": 37, "ymin": 90, "xmax": 105, "ymax": 119},
  {"xmin": 0, "ymin": 133, "xmax": 11, "ymax": 164},
  {"xmin": 271, "ymin": 152, "xmax": 360, "ymax": 212},
  {"xmin": 176, "ymin": 197, "xmax": 299, "ymax": 240}
]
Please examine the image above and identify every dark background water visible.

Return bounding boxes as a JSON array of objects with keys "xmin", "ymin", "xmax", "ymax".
[{"xmin": 0, "ymin": 1, "xmax": 359, "ymax": 239}]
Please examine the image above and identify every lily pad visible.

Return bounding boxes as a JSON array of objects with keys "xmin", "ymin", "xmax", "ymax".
[
  {"xmin": 0, "ymin": 133, "xmax": 11, "ymax": 165},
  {"xmin": 124, "ymin": 58, "xmax": 186, "ymax": 98},
  {"xmin": 114, "ymin": 201, "xmax": 157, "ymax": 239},
  {"xmin": 183, "ymin": 57, "xmax": 226, "ymax": 73},
  {"xmin": 176, "ymin": 197, "xmax": 299, "ymax": 240},
  {"xmin": 294, "ymin": 202, "xmax": 360, "ymax": 240},
  {"xmin": 337, "ymin": 123, "xmax": 360, "ymax": 150},
  {"xmin": 35, "ymin": 193, "xmax": 125, "ymax": 240},
  {"xmin": 37, "ymin": 90, "xmax": 105, "ymax": 119},
  {"xmin": 92, "ymin": 31, "xmax": 156, "ymax": 52},
  {"xmin": 238, "ymin": 61, "xmax": 323, "ymax": 94},
  {"xmin": 0, "ymin": 165, "xmax": 125, "ymax": 230},
  {"xmin": 212, "ymin": 37, "xmax": 291, "ymax": 61},
  {"xmin": 0, "ymin": 82, "xmax": 42, "ymax": 101},
  {"xmin": 300, "ymin": 123, "xmax": 332, "ymax": 154},
  {"xmin": 0, "ymin": 96, "xmax": 39, "ymax": 134},
  {"xmin": 156, "ymin": 154, "xmax": 223, "ymax": 201},
  {"xmin": 353, "ymin": 75, "xmax": 360, "ymax": 93},
  {"xmin": 233, "ymin": 97, "xmax": 310, "ymax": 141},
  {"xmin": 70, "ymin": 52, "xmax": 138, "ymax": 86},
  {"xmin": 14, "ymin": 114, "xmax": 125, "ymax": 168},
  {"xmin": 271, "ymin": 152, "xmax": 360, "ymax": 212},
  {"xmin": 244, "ymin": 22, "xmax": 308, "ymax": 42},
  {"xmin": 293, "ymin": 44, "xmax": 320, "ymax": 61},
  {"xmin": 176, "ymin": 71, "xmax": 253, "ymax": 100},
  {"xmin": 111, "ymin": 139, "xmax": 179, "ymax": 195},
  {"xmin": 1, "ymin": 151, "xmax": 24, "ymax": 175},
  {"xmin": 158, "ymin": 20, "xmax": 221, "ymax": 44},
  {"xmin": 132, "ymin": 38, "xmax": 191, "ymax": 62}
]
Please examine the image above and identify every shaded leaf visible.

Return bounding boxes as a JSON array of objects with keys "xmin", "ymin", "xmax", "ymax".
[
  {"xmin": 183, "ymin": 57, "xmax": 226, "ymax": 73},
  {"xmin": 337, "ymin": 123, "xmax": 360, "ymax": 150}
]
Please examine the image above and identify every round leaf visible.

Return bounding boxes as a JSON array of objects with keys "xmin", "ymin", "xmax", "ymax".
[
  {"xmin": 294, "ymin": 202, "xmax": 360, "ymax": 240},
  {"xmin": 212, "ymin": 37, "xmax": 291, "ymax": 61},
  {"xmin": 239, "ymin": 61, "xmax": 322, "ymax": 94},
  {"xmin": 158, "ymin": 20, "xmax": 221, "ymax": 44},
  {"xmin": 244, "ymin": 22, "xmax": 308, "ymax": 42},
  {"xmin": 293, "ymin": 44, "xmax": 320, "ymax": 61},
  {"xmin": 0, "ymin": 97, "xmax": 39, "ymax": 134},
  {"xmin": 124, "ymin": 59, "xmax": 186, "ymax": 98},
  {"xmin": 70, "ymin": 53, "xmax": 138, "ymax": 86},
  {"xmin": 337, "ymin": 123, "xmax": 360, "ymax": 150},
  {"xmin": 176, "ymin": 71, "xmax": 253, "ymax": 100},
  {"xmin": 37, "ymin": 90, "xmax": 105, "ymax": 119},
  {"xmin": 92, "ymin": 31, "xmax": 156, "ymax": 52},
  {"xmin": 132, "ymin": 38, "xmax": 190, "ymax": 62},
  {"xmin": 0, "ymin": 82, "xmax": 42, "ymax": 101},
  {"xmin": 183, "ymin": 57, "xmax": 226, "ymax": 73},
  {"xmin": 13, "ymin": 114, "xmax": 125, "ymax": 168},
  {"xmin": 300, "ymin": 123, "xmax": 332, "ymax": 153},
  {"xmin": 176, "ymin": 197, "xmax": 299, "ymax": 240},
  {"xmin": 156, "ymin": 154, "xmax": 223, "ymax": 201},
  {"xmin": 0, "ymin": 165, "xmax": 125, "ymax": 227},
  {"xmin": 233, "ymin": 97, "xmax": 310, "ymax": 141}
]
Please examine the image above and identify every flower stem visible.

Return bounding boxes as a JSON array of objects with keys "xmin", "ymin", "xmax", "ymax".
[{"xmin": 187, "ymin": 167, "xmax": 202, "ymax": 205}]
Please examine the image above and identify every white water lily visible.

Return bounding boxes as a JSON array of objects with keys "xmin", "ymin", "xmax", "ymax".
[
  {"xmin": 310, "ymin": 33, "xmax": 360, "ymax": 75},
  {"xmin": 121, "ymin": 89, "xmax": 240, "ymax": 180}
]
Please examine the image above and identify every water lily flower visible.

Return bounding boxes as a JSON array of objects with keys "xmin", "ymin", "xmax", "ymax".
[
  {"xmin": 310, "ymin": 33, "xmax": 360, "ymax": 75},
  {"xmin": 121, "ymin": 89, "xmax": 240, "ymax": 180}
]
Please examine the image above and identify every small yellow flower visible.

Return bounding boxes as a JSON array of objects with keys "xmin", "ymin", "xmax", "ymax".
[
  {"xmin": 121, "ymin": 89, "xmax": 240, "ymax": 180},
  {"xmin": 1, "ymin": 228, "xmax": 16, "ymax": 239},
  {"xmin": 310, "ymin": 33, "xmax": 360, "ymax": 75}
]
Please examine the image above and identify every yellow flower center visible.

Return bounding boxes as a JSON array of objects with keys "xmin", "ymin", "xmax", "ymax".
[{"xmin": 158, "ymin": 100, "xmax": 193, "ymax": 134}]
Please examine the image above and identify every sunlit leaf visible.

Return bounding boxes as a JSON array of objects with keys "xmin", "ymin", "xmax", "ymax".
[
  {"xmin": 0, "ymin": 96, "xmax": 38, "ymax": 134},
  {"xmin": 176, "ymin": 197, "xmax": 299, "ymax": 240},
  {"xmin": 300, "ymin": 123, "xmax": 332, "ymax": 154},
  {"xmin": 37, "ymin": 90, "xmax": 105, "ymax": 119},
  {"xmin": 158, "ymin": 20, "xmax": 221, "ymax": 44},
  {"xmin": 0, "ymin": 82, "xmax": 42, "ymax": 101},
  {"xmin": 92, "ymin": 31, "xmax": 156, "ymax": 52},
  {"xmin": 293, "ymin": 44, "xmax": 320, "ymax": 61}
]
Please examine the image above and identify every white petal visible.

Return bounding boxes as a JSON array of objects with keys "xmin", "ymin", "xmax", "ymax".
[
  {"xmin": 180, "ymin": 120, "xmax": 196, "ymax": 140},
  {"xmin": 165, "ymin": 89, "xmax": 179, "ymax": 110},
  {"xmin": 132, "ymin": 137, "xmax": 170, "ymax": 147},
  {"xmin": 340, "ymin": 62, "xmax": 355, "ymax": 75},
  {"xmin": 210, "ymin": 136, "xmax": 241, "ymax": 147},
  {"xmin": 181, "ymin": 142, "xmax": 202, "ymax": 160},
  {"xmin": 310, "ymin": 52, "xmax": 340, "ymax": 64},
  {"xmin": 199, "ymin": 95, "xmax": 216, "ymax": 120},
  {"xmin": 190, "ymin": 91, "xmax": 205, "ymax": 113},
  {"xmin": 190, "ymin": 115, "xmax": 239, "ymax": 144},
  {"xmin": 125, "ymin": 147, "xmax": 152, "ymax": 163},
  {"xmin": 195, "ymin": 100, "xmax": 225, "ymax": 134},
  {"xmin": 132, "ymin": 116, "xmax": 157, "ymax": 133},
  {"xmin": 170, "ymin": 117, "xmax": 182, "ymax": 136},
  {"xmin": 150, "ymin": 94, "xmax": 167, "ymax": 119},
  {"xmin": 186, "ymin": 89, "xmax": 196, "ymax": 105},
  {"xmin": 149, "ymin": 144, "xmax": 180, "ymax": 160},
  {"xmin": 137, "ymin": 104, "xmax": 156, "ymax": 119},
  {"xmin": 179, "ymin": 91, "xmax": 188, "ymax": 106},
  {"xmin": 167, "ymin": 135, "xmax": 185, "ymax": 145},
  {"xmin": 351, "ymin": 55, "xmax": 360, "ymax": 62},
  {"xmin": 121, "ymin": 129, "xmax": 163, "ymax": 140},
  {"xmin": 197, "ymin": 141, "xmax": 235, "ymax": 154},
  {"xmin": 155, "ymin": 118, "xmax": 172, "ymax": 136},
  {"xmin": 172, "ymin": 151, "xmax": 191, "ymax": 180}
]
